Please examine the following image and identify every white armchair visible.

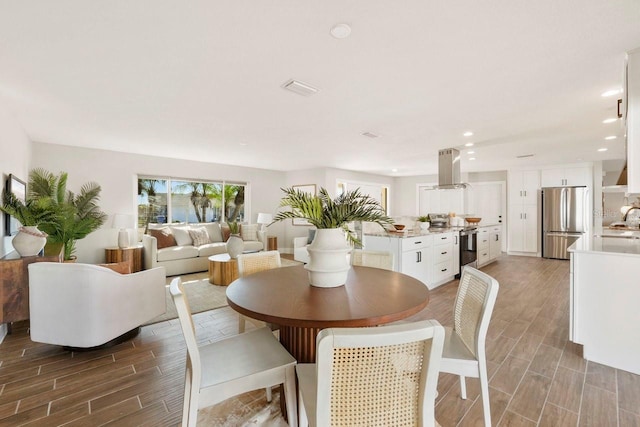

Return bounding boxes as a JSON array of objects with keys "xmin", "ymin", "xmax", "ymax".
[
  {"xmin": 293, "ymin": 236, "xmax": 310, "ymax": 263},
  {"xmin": 28, "ymin": 263, "xmax": 166, "ymax": 349}
]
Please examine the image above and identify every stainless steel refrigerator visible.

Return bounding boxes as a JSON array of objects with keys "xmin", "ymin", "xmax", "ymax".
[{"xmin": 542, "ymin": 186, "xmax": 589, "ymax": 260}]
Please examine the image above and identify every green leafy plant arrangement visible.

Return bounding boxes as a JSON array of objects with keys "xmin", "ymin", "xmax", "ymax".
[
  {"xmin": 274, "ymin": 187, "xmax": 392, "ymax": 244},
  {"xmin": 1, "ymin": 190, "xmax": 52, "ymax": 227},
  {"xmin": 417, "ymin": 215, "xmax": 430, "ymax": 222},
  {"xmin": 227, "ymin": 221, "xmax": 240, "ymax": 235},
  {"xmin": 28, "ymin": 168, "xmax": 107, "ymax": 260}
]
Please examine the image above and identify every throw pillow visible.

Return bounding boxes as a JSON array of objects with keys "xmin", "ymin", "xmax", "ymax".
[
  {"xmin": 221, "ymin": 225, "xmax": 231, "ymax": 242},
  {"xmin": 307, "ymin": 229, "xmax": 316, "ymax": 245},
  {"xmin": 188, "ymin": 227, "xmax": 210, "ymax": 246},
  {"xmin": 204, "ymin": 222, "xmax": 224, "ymax": 242},
  {"xmin": 148, "ymin": 227, "xmax": 177, "ymax": 249},
  {"xmin": 240, "ymin": 223, "xmax": 258, "ymax": 241},
  {"xmin": 172, "ymin": 227, "xmax": 193, "ymax": 246}
]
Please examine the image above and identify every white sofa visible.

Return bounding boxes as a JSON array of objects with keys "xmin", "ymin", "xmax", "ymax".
[
  {"xmin": 28, "ymin": 263, "xmax": 166, "ymax": 348},
  {"xmin": 294, "ymin": 236, "xmax": 311, "ymax": 263},
  {"xmin": 143, "ymin": 222, "xmax": 265, "ymax": 276}
]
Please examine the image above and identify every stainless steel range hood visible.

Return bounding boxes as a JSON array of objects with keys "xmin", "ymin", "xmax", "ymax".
[{"xmin": 436, "ymin": 148, "xmax": 469, "ymax": 189}]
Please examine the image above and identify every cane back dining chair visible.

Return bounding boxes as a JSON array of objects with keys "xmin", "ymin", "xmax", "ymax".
[
  {"xmin": 236, "ymin": 250, "xmax": 282, "ymax": 333},
  {"xmin": 296, "ymin": 320, "xmax": 445, "ymax": 427},
  {"xmin": 169, "ymin": 278, "xmax": 297, "ymax": 427},
  {"xmin": 439, "ymin": 265, "xmax": 499, "ymax": 427},
  {"xmin": 350, "ymin": 249, "xmax": 394, "ymax": 271}
]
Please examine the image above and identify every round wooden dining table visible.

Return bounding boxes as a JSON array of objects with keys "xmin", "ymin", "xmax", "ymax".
[{"xmin": 226, "ymin": 264, "xmax": 430, "ymax": 363}]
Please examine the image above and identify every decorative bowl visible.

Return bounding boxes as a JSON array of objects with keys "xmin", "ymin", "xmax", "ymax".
[
  {"xmin": 393, "ymin": 224, "xmax": 406, "ymax": 231},
  {"xmin": 465, "ymin": 217, "xmax": 482, "ymax": 224}
]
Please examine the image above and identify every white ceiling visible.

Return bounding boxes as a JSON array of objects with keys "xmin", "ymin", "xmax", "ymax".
[{"xmin": 1, "ymin": 1, "xmax": 639, "ymax": 176}]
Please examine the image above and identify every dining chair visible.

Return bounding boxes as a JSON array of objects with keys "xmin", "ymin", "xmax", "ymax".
[
  {"xmin": 236, "ymin": 250, "xmax": 282, "ymax": 334},
  {"xmin": 350, "ymin": 249, "xmax": 394, "ymax": 271},
  {"xmin": 296, "ymin": 320, "xmax": 445, "ymax": 427},
  {"xmin": 169, "ymin": 278, "xmax": 298, "ymax": 427},
  {"xmin": 439, "ymin": 265, "xmax": 499, "ymax": 427}
]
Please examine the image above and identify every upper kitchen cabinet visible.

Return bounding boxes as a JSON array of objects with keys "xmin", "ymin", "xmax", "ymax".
[
  {"xmin": 508, "ymin": 170, "xmax": 540, "ymax": 205},
  {"xmin": 540, "ymin": 165, "xmax": 592, "ymax": 188},
  {"xmin": 627, "ymin": 48, "xmax": 640, "ymax": 193},
  {"xmin": 418, "ymin": 187, "xmax": 464, "ymax": 215}
]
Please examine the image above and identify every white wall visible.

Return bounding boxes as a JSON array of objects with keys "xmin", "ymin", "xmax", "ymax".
[
  {"xmin": 0, "ymin": 103, "xmax": 32, "ymax": 341},
  {"xmin": 31, "ymin": 142, "xmax": 287, "ymax": 263},
  {"xmin": 0, "ymin": 105, "xmax": 31, "ymax": 258}
]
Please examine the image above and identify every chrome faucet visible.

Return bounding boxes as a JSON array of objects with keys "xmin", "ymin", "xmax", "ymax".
[{"xmin": 622, "ymin": 206, "xmax": 640, "ymax": 221}]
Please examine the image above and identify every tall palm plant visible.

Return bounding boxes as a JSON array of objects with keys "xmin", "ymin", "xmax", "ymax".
[
  {"xmin": 29, "ymin": 168, "xmax": 106, "ymax": 260},
  {"xmin": 274, "ymin": 187, "xmax": 392, "ymax": 245}
]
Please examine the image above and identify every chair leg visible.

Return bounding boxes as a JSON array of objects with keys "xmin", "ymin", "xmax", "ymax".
[
  {"xmin": 459, "ymin": 375, "xmax": 467, "ymax": 399},
  {"xmin": 283, "ymin": 366, "xmax": 298, "ymax": 427},
  {"xmin": 298, "ymin": 384, "xmax": 308, "ymax": 427},
  {"xmin": 238, "ymin": 314, "xmax": 246, "ymax": 333},
  {"xmin": 183, "ymin": 368, "xmax": 198, "ymax": 427},
  {"xmin": 266, "ymin": 386, "xmax": 272, "ymax": 402},
  {"xmin": 479, "ymin": 370, "xmax": 492, "ymax": 427}
]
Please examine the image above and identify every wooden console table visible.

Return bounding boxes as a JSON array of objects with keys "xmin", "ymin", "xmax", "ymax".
[{"xmin": 0, "ymin": 254, "xmax": 61, "ymax": 325}]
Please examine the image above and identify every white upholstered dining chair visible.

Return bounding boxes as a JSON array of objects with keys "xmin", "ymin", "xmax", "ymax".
[
  {"xmin": 169, "ymin": 278, "xmax": 297, "ymax": 427},
  {"xmin": 350, "ymin": 249, "xmax": 394, "ymax": 271},
  {"xmin": 439, "ymin": 266, "xmax": 499, "ymax": 427},
  {"xmin": 296, "ymin": 320, "xmax": 445, "ymax": 427}
]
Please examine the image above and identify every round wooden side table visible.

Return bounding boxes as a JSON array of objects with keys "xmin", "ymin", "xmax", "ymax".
[
  {"xmin": 208, "ymin": 254, "xmax": 239, "ymax": 286},
  {"xmin": 104, "ymin": 246, "xmax": 143, "ymax": 273},
  {"xmin": 267, "ymin": 236, "xmax": 277, "ymax": 251}
]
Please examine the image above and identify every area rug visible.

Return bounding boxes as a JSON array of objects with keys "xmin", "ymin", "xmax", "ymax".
[{"xmin": 144, "ymin": 257, "xmax": 302, "ymax": 325}]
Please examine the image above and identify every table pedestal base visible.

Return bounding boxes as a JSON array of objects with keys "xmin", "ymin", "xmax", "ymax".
[{"xmin": 279, "ymin": 325, "xmax": 323, "ymax": 363}]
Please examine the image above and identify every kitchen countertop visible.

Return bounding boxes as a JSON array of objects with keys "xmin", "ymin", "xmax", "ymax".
[
  {"xmin": 568, "ymin": 234, "xmax": 640, "ymax": 256},
  {"xmin": 365, "ymin": 223, "xmax": 501, "ymax": 239}
]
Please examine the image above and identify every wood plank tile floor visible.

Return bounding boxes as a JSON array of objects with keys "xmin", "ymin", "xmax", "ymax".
[{"xmin": 0, "ymin": 255, "xmax": 638, "ymax": 426}]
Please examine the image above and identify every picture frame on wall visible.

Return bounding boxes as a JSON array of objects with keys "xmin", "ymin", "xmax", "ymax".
[
  {"xmin": 5, "ymin": 174, "xmax": 26, "ymax": 236},
  {"xmin": 292, "ymin": 184, "xmax": 316, "ymax": 226}
]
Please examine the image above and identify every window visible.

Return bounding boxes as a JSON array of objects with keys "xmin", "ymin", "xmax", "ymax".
[
  {"xmin": 336, "ymin": 180, "xmax": 389, "ymax": 214},
  {"xmin": 137, "ymin": 177, "xmax": 247, "ymax": 229}
]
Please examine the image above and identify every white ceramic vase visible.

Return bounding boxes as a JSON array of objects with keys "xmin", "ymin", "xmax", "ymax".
[
  {"xmin": 420, "ymin": 222, "xmax": 430, "ymax": 231},
  {"xmin": 12, "ymin": 226, "xmax": 48, "ymax": 257},
  {"xmin": 226, "ymin": 234, "xmax": 244, "ymax": 259},
  {"xmin": 305, "ymin": 228, "xmax": 351, "ymax": 288}
]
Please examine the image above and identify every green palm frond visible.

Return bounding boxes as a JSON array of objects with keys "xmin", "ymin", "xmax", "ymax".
[{"xmin": 274, "ymin": 186, "xmax": 392, "ymax": 245}]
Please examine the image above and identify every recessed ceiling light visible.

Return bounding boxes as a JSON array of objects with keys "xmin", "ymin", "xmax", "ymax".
[
  {"xmin": 469, "ymin": 157, "xmax": 476, "ymax": 161},
  {"xmin": 601, "ymin": 88, "xmax": 622, "ymax": 97},
  {"xmin": 605, "ymin": 135, "xmax": 617, "ymax": 140},
  {"xmin": 239, "ymin": 142, "xmax": 248, "ymax": 146},
  {"xmin": 391, "ymin": 168, "xmax": 398, "ymax": 172},
  {"xmin": 463, "ymin": 131, "xmax": 473, "ymax": 137},
  {"xmin": 467, "ymin": 151, "xmax": 475, "ymax": 154},
  {"xmin": 330, "ymin": 23, "xmax": 351, "ymax": 39},
  {"xmin": 602, "ymin": 118, "xmax": 618, "ymax": 124},
  {"xmin": 465, "ymin": 142, "xmax": 474, "ymax": 147},
  {"xmin": 598, "ymin": 148, "xmax": 608, "ymax": 152}
]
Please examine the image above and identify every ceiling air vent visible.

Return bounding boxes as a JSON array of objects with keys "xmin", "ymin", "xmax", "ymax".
[
  {"xmin": 282, "ymin": 79, "xmax": 319, "ymax": 96},
  {"xmin": 361, "ymin": 132, "xmax": 379, "ymax": 139},
  {"xmin": 516, "ymin": 154, "xmax": 535, "ymax": 158}
]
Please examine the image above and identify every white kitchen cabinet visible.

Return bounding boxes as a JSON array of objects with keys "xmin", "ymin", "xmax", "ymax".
[
  {"xmin": 508, "ymin": 203, "xmax": 538, "ymax": 254},
  {"xmin": 627, "ymin": 49, "xmax": 640, "ymax": 193},
  {"xmin": 540, "ymin": 166, "xmax": 592, "ymax": 187},
  {"xmin": 364, "ymin": 232, "xmax": 456, "ymax": 289},
  {"xmin": 430, "ymin": 232, "xmax": 455, "ymax": 286},
  {"xmin": 477, "ymin": 225, "xmax": 502, "ymax": 267},
  {"xmin": 452, "ymin": 232, "xmax": 460, "ymax": 276},
  {"xmin": 489, "ymin": 227, "xmax": 502, "ymax": 260},
  {"xmin": 508, "ymin": 170, "xmax": 539, "ymax": 205},
  {"xmin": 419, "ymin": 188, "xmax": 464, "ymax": 215}
]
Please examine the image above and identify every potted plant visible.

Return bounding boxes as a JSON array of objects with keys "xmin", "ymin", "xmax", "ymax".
[
  {"xmin": 274, "ymin": 187, "xmax": 392, "ymax": 287},
  {"xmin": 28, "ymin": 168, "xmax": 107, "ymax": 261},
  {"xmin": 417, "ymin": 215, "xmax": 431, "ymax": 231},
  {"xmin": 226, "ymin": 221, "xmax": 243, "ymax": 258},
  {"xmin": 1, "ymin": 190, "xmax": 50, "ymax": 256}
]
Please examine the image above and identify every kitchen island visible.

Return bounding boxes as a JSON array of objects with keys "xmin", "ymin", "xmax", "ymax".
[
  {"xmin": 364, "ymin": 227, "xmax": 460, "ymax": 289},
  {"xmin": 568, "ymin": 234, "xmax": 640, "ymax": 374}
]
